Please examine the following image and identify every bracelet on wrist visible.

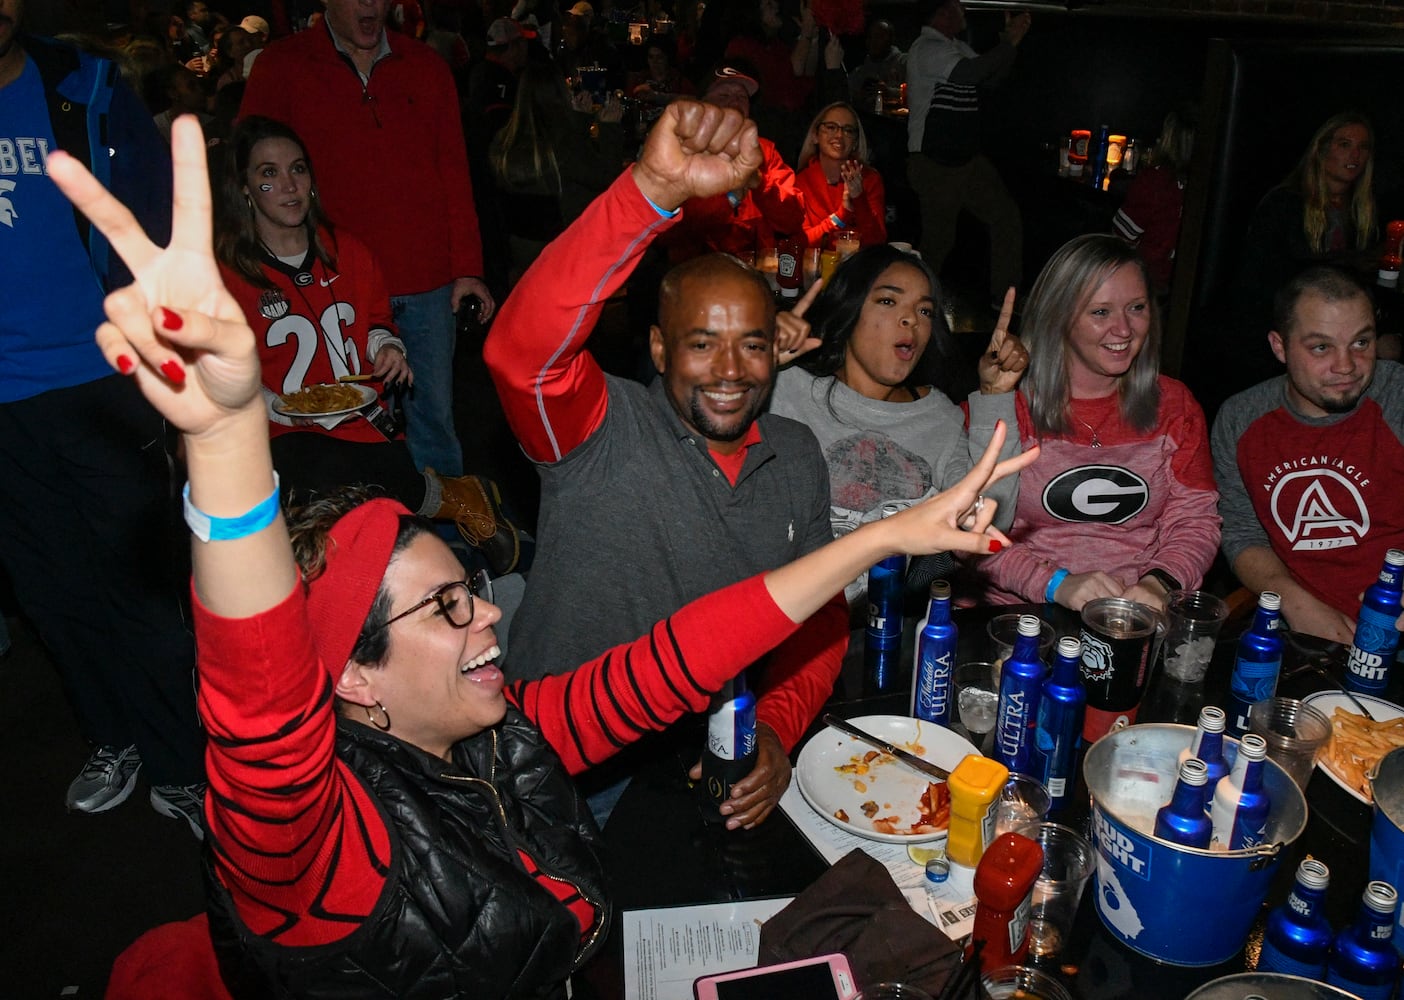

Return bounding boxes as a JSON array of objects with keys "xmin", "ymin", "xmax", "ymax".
[
  {"xmin": 1142, "ymin": 567, "xmax": 1181, "ymax": 595},
  {"xmin": 1045, "ymin": 568, "xmax": 1070, "ymax": 603},
  {"xmin": 183, "ymin": 474, "xmax": 281, "ymax": 543}
]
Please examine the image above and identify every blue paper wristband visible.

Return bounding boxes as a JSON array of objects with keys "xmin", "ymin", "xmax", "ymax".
[
  {"xmin": 1045, "ymin": 568, "xmax": 1070, "ymax": 603},
  {"xmin": 183, "ymin": 474, "xmax": 281, "ymax": 543}
]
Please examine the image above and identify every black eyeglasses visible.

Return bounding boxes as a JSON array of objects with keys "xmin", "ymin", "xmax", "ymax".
[
  {"xmin": 374, "ymin": 578, "xmax": 480, "ymax": 634},
  {"xmin": 818, "ymin": 121, "xmax": 859, "ymax": 138}
]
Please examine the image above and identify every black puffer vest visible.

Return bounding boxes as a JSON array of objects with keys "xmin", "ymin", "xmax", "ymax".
[{"xmin": 206, "ymin": 708, "xmax": 610, "ymax": 999}]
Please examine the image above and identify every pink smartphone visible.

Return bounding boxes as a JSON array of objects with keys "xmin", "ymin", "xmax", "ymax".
[{"xmin": 693, "ymin": 953, "xmax": 859, "ymax": 1000}]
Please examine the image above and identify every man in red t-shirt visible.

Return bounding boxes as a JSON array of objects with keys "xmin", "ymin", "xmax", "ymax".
[{"xmin": 1213, "ymin": 266, "xmax": 1404, "ymax": 642}]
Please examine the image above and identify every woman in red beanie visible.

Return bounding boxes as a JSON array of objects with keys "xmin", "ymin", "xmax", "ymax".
[{"xmin": 58, "ymin": 113, "xmax": 1032, "ymax": 998}]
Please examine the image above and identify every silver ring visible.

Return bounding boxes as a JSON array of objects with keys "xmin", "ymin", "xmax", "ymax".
[{"xmin": 974, "ymin": 494, "xmax": 986, "ymax": 513}]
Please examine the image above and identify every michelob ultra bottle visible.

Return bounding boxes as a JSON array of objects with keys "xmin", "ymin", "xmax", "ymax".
[
  {"xmin": 1226, "ymin": 592, "xmax": 1284, "ymax": 737},
  {"xmin": 1258, "ymin": 858, "xmax": 1332, "ymax": 980},
  {"xmin": 700, "ymin": 673, "xmax": 756, "ymax": 823},
  {"xmin": 1346, "ymin": 549, "xmax": 1404, "ymax": 695},
  {"xmin": 994, "ymin": 615, "xmax": 1045, "ymax": 774},
  {"xmin": 912, "ymin": 581, "xmax": 957, "ymax": 727},
  {"xmin": 1327, "ymin": 881, "xmax": 1402, "ymax": 1000}
]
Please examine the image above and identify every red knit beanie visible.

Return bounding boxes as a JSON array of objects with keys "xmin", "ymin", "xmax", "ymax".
[{"xmin": 305, "ymin": 498, "xmax": 410, "ymax": 680}]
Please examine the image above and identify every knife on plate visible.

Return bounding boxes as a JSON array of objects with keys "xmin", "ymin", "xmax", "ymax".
[{"xmin": 821, "ymin": 713, "xmax": 952, "ymax": 783}]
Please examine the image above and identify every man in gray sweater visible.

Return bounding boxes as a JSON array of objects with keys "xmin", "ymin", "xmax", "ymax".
[
  {"xmin": 486, "ymin": 102, "xmax": 848, "ymax": 831},
  {"xmin": 1212, "ymin": 266, "xmax": 1404, "ymax": 643}
]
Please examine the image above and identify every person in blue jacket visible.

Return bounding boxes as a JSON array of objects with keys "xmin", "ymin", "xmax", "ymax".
[{"xmin": 0, "ymin": 1, "xmax": 206, "ymax": 837}]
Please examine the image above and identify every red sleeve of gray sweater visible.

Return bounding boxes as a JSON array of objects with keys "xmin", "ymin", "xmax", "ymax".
[{"xmin": 484, "ymin": 169, "xmax": 677, "ymax": 463}]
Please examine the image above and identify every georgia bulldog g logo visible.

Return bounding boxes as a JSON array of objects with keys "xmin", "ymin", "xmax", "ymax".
[{"xmin": 1043, "ymin": 466, "xmax": 1149, "ymax": 525}]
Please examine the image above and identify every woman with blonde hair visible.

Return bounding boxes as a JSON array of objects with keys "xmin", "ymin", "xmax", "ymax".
[
  {"xmin": 1231, "ymin": 111, "xmax": 1378, "ymax": 388},
  {"xmin": 972, "ymin": 233, "xmax": 1220, "ymax": 613},
  {"xmin": 794, "ymin": 101, "xmax": 887, "ymax": 249}
]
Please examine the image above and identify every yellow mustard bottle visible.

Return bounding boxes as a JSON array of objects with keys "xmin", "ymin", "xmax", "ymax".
[{"xmin": 946, "ymin": 755, "xmax": 1009, "ymax": 868}]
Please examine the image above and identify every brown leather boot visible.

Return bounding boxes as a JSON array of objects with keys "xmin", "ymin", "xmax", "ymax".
[{"xmin": 428, "ymin": 470, "xmax": 521, "ymax": 576}]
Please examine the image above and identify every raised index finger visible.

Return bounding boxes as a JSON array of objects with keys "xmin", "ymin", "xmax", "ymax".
[{"xmin": 168, "ymin": 115, "xmax": 215, "ymax": 253}]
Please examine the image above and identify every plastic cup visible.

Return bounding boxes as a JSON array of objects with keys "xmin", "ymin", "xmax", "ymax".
[
  {"xmin": 802, "ymin": 247, "xmax": 822, "ymax": 289},
  {"xmin": 954, "ymin": 661, "xmax": 999, "ymax": 754},
  {"xmin": 1078, "ymin": 597, "xmax": 1165, "ymax": 742},
  {"xmin": 1248, "ymin": 697, "xmax": 1332, "ymax": 790},
  {"xmin": 1013, "ymin": 822, "xmax": 1096, "ymax": 961},
  {"xmin": 1160, "ymin": 590, "xmax": 1229, "ymax": 683},
  {"xmin": 981, "ymin": 965, "xmax": 1073, "ymax": 1000},
  {"xmin": 835, "ymin": 230, "xmax": 862, "ymax": 260},
  {"xmin": 993, "ymin": 773, "xmax": 1052, "ymax": 838},
  {"xmin": 987, "ymin": 613, "xmax": 1056, "ymax": 681}
]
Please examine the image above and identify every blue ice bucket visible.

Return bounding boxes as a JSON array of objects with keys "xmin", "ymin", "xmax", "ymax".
[{"xmin": 1084, "ymin": 724, "xmax": 1308, "ymax": 966}]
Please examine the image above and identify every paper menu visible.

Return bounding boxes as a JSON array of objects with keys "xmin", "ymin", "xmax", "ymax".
[
  {"xmin": 778, "ymin": 782, "xmax": 977, "ymax": 940},
  {"xmin": 622, "ymin": 897, "xmax": 793, "ymax": 1000}
]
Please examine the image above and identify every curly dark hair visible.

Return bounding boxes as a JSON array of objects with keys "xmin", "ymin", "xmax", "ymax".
[
  {"xmin": 285, "ymin": 486, "xmax": 433, "ymax": 667},
  {"xmin": 798, "ymin": 244, "xmax": 952, "ymax": 397}
]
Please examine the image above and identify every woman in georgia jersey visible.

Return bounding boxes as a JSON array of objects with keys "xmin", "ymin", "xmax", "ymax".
[{"xmin": 214, "ymin": 115, "xmax": 519, "ymax": 574}]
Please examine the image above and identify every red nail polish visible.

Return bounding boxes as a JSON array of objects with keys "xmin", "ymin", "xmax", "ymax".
[
  {"xmin": 160, "ymin": 359, "xmax": 187, "ymax": 384},
  {"xmin": 159, "ymin": 307, "xmax": 183, "ymax": 331},
  {"xmin": 988, "ymin": 539, "xmax": 1004, "ymax": 553},
  {"xmin": 116, "ymin": 355, "xmax": 135, "ymax": 375}
]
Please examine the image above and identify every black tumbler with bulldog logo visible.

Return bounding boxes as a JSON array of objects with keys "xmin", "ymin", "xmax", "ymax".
[{"xmin": 1078, "ymin": 598, "xmax": 1164, "ymax": 743}]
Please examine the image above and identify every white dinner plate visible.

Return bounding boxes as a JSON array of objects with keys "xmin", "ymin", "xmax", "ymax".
[
  {"xmin": 1303, "ymin": 690, "xmax": 1404, "ymax": 803},
  {"xmin": 272, "ymin": 383, "xmax": 377, "ymax": 419},
  {"xmin": 795, "ymin": 714, "xmax": 979, "ymax": 844}
]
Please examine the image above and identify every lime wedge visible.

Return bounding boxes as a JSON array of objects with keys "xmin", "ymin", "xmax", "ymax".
[{"xmin": 907, "ymin": 844, "xmax": 946, "ymax": 867}]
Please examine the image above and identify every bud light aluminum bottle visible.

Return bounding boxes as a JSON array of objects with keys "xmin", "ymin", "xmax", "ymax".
[
  {"xmin": 1347, "ymin": 549, "xmax": 1404, "ymax": 695},
  {"xmin": 865, "ymin": 553, "xmax": 906, "ymax": 694},
  {"xmin": 1259, "ymin": 858, "xmax": 1332, "ymax": 980},
  {"xmin": 1210, "ymin": 732, "xmax": 1272, "ymax": 850},
  {"xmin": 1178, "ymin": 705, "xmax": 1230, "ymax": 813},
  {"xmin": 912, "ymin": 581, "xmax": 957, "ymax": 727},
  {"xmin": 1155, "ymin": 758, "xmax": 1212, "ymax": 848},
  {"xmin": 994, "ymin": 615, "xmax": 1045, "ymax": 774},
  {"xmin": 1327, "ymin": 881, "xmax": 1402, "ymax": 1000},
  {"xmin": 1033, "ymin": 636, "xmax": 1085, "ymax": 813},
  {"xmin": 701, "ymin": 673, "xmax": 756, "ymax": 823},
  {"xmin": 1227, "ymin": 591, "xmax": 1284, "ymax": 737}
]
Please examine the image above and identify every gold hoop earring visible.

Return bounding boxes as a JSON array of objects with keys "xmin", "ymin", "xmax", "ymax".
[
  {"xmin": 244, "ymin": 193, "xmax": 254, "ymax": 213},
  {"xmin": 365, "ymin": 701, "xmax": 392, "ymax": 731}
]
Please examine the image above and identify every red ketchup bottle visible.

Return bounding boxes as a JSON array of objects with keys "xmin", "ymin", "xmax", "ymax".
[
  {"xmin": 776, "ymin": 231, "xmax": 804, "ymax": 300},
  {"xmin": 968, "ymin": 831, "xmax": 1044, "ymax": 972}
]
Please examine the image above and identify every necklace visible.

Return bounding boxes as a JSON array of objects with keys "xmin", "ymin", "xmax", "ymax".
[
  {"xmin": 1070, "ymin": 408, "xmax": 1104, "ymax": 448},
  {"xmin": 1076, "ymin": 414, "xmax": 1101, "ymax": 448}
]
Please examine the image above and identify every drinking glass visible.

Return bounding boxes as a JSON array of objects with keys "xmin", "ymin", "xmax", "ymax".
[{"xmin": 955, "ymin": 661, "xmax": 999, "ymax": 755}]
